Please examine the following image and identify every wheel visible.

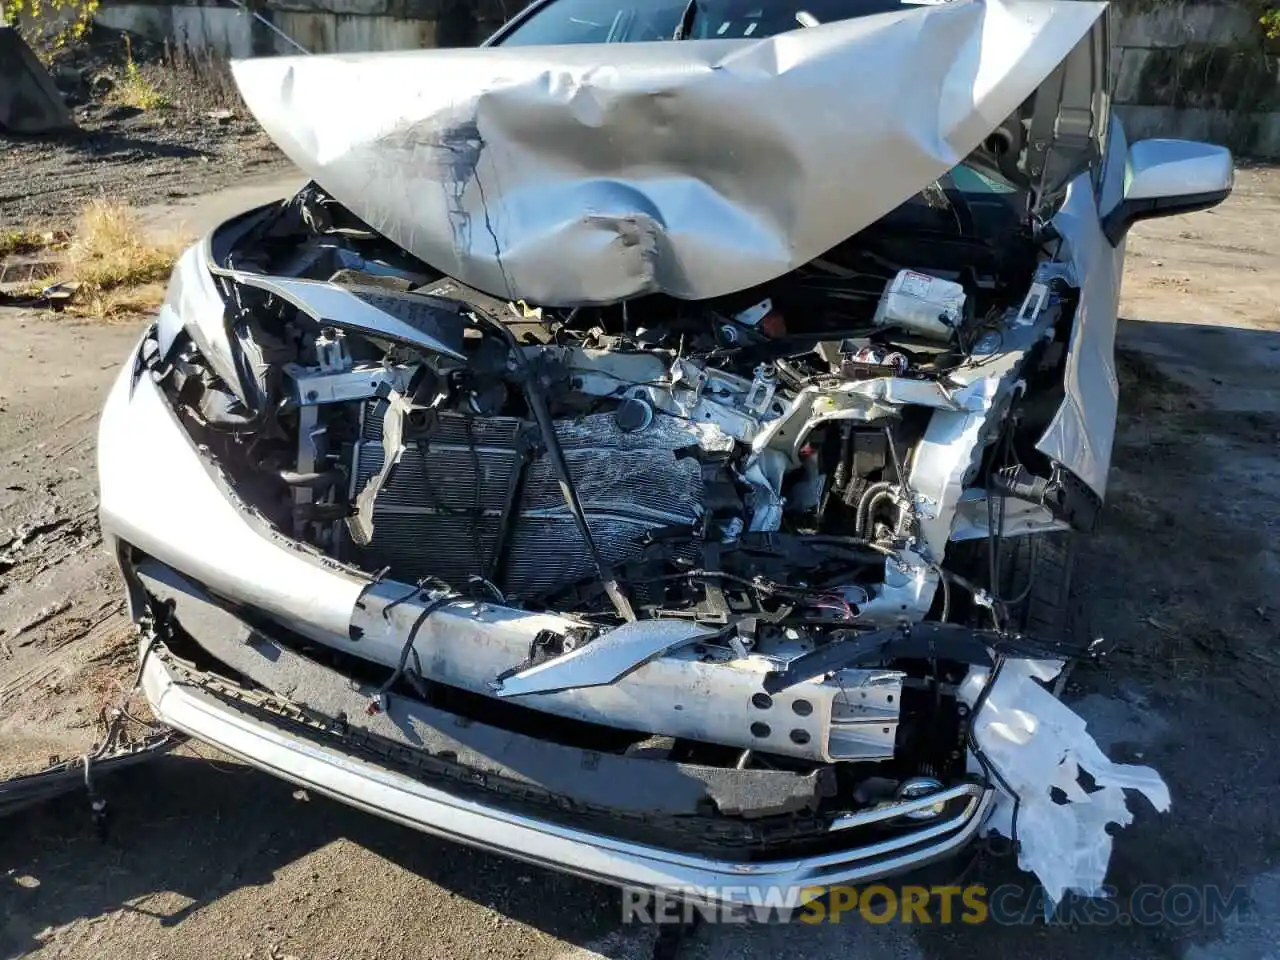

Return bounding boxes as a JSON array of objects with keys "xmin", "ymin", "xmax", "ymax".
[{"xmin": 1001, "ymin": 531, "xmax": 1080, "ymax": 641}]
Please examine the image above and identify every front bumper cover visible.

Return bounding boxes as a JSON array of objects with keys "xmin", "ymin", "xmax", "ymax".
[
  {"xmin": 97, "ymin": 332, "xmax": 902, "ymax": 765},
  {"xmin": 140, "ymin": 642, "xmax": 993, "ymax": 906},
  {"xmin": 103, "ymin": 329, "xmax": 995, "ymax": 901}
]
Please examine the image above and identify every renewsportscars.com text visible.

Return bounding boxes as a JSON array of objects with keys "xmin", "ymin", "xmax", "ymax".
[{"xmin": 623, "ymin": 883, "xmax": 1251, "ymax": 926}]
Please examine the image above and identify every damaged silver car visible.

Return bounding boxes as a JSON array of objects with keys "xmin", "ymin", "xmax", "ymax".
[{"xmin": 98, "ymin": 0, "xmax": 1231, "ymax": 907}]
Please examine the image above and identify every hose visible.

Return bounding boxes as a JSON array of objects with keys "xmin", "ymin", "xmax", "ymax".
[
  {"xmin": 854, "ymin": 481, "xmax": 894, "ymax": 537},
  {"xmin": 865, "ymin": 491, "xmax": 896, "ymax": 534},
  {"xmin": 926, "ymin": 559, "xmax": 952, "ymax": 623}
]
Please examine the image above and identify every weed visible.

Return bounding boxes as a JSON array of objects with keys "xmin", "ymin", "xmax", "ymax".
[
  {"xmin": 1262, "ymin": 8, "xmax": 1280, "ymax": 41},
  {"xmin": 109, "ymin": 35, "xmax": 169, "ymax": 111},
  {"xmin": 164, "ymin": 38, "xmax": 240, "ymax": 111},
  {"xmin": 0, "ymin": 229, "xmax": 57, "ymax": 258}
]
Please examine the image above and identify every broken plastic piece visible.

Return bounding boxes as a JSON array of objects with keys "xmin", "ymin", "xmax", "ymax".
[
  {"xmin": 960, "ymin": 659, "xmax": 1171, "ymax": 907},
  {"xmin": 347, "ymin": 389, "xmax": 411, "ymax": 546},
  {"xmin": 493, "ymin": 620, "xmax": 718, "ymax": 698}
]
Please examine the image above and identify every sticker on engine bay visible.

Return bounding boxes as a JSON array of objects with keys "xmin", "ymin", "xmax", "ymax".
[{"xmin": 899, "ymin": 271, "xmax": 938, "ymax": 298}]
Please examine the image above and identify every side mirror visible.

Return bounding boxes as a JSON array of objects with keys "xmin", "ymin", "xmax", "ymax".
[{"xmin": 1103, "ymin": 139, "xmax": 1233, "ymax": 245}]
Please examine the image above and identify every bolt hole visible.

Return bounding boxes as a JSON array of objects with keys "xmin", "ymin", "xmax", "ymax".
[
  {"xmin": 790, "ymin": 729, "xmax": 810, "ymax": 745},
  {"xmin": 792, "ymin": 699, "xmax": 813, "ymax": 717},
  {"xmin": 750, "ymin": 722, "xmax": 771, "ymax": 738},
  {"xmin": 751, "ymin": 693, "xmax": 773, "ymax": 710}
]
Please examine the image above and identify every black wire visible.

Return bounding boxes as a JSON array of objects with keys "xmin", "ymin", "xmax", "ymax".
[
  {"xmin": 966, "ymin": 656, "xmax": 1022, "ymax": 852},
  {"xmin": 380, "ymin": 575, "xmax": 452, "ymax": 618},
  {"xmin": 941, "ymin": 315, "xmax": 1005, "ymax": 375},
  {"xmin": 377, "ymin": 592, "xmax": 461, "ymax": 701},
  {"xmin": 618, "ymin": 568, "xmax": 857, "ymax": 612},
  {"xmin": 407, "ymin": 421, "xmax": 498, "ymax": 589},
  {"xmin": 463, "ymin": 416, "xmax": 488, "ymax": 578},
  {"xmin": 985, "ymin": 416, "xmax": 1018, "ymax": 629},
  {"xmin": 470, "ymin": 307, "xmax": 631, "ymax": 621}
]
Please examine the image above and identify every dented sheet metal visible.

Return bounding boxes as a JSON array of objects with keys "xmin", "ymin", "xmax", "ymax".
[
  {"xmin": 1039, "ymin": 153, "xmax": 1128, "ymax": 497},
  {"xmin": 230, "ymin": 0, "xmax": 1106, "ymax": 306},
  {"xmin": 960, "ymin": 660, "xmax": 1171, "ymax": 906}
]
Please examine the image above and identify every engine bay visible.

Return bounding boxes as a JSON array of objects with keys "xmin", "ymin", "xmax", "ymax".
[
  {"xmin": 91, "ymin": 4, "xmax": 1193, "ymax": 899},
  {"xmin": 145, "ymin": 179, "xmax": 1099, "ymax": 790}
]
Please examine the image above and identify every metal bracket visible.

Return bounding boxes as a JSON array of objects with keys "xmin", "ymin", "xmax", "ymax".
[{"xmin": 286, "ymin": 362, "xmax": 417, "ymax": 406}]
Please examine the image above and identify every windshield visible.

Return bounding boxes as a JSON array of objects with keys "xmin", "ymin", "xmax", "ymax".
[{"xmin": 492, "ymin": 0, "xmax": 929, "ymax": 45}]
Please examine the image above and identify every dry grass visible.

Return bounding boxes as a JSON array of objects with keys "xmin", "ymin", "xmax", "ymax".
[
  {"xmin": 163, "ymin": 39, "xmax": 241, "ymax": 112},
  {"xmin": 61, "ymin": 199, "xmax": 181, "ymax": 318}
]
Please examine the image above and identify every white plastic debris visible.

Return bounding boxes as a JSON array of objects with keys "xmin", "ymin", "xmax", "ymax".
[{"xmin": 959, "ymin": 659, "xmax": 1171, "ymax": 906}]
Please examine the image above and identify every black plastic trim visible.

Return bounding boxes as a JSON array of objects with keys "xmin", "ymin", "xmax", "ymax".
[{"xmin": 1102, "ymin": 188, "xmax": 1231, "ymax": 246}]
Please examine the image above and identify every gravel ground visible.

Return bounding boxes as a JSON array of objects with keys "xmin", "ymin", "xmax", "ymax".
[
  {"xmin": 0, "ymin": 168, "xmax": 1278, "ymax": 959},
  {"xmin": 0, "ymin": 26, "xmax": 288, "ymax": 228}
]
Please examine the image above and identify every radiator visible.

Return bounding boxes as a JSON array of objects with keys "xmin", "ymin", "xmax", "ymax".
[{"xmin": 349, "ymin": 406, "xmax": 705, "ymax": 598}]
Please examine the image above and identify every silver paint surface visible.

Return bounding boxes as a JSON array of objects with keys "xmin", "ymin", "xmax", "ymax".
[{"xmin": 230, "ymin": 0, "xmax": 1105, "ymax": 305}]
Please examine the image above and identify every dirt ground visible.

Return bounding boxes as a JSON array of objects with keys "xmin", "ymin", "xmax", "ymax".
[
  {"xmin": 0, "ymin": 27, "xmax": 288, "ymax": 228},
  {"xmin": 0, "ymin": 167, "xmax": 1278, "ymax": 959}
]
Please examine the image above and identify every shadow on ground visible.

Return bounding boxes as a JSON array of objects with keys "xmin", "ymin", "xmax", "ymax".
[
  {"xmin": 70, "ymin": 131, "xmax": 212, "ymax": 162},
  {"xmin": 0, "ymin": 752, "xmax": 619, "ymax": 956}
]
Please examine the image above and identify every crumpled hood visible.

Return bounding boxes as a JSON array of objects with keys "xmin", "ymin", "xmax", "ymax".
[{"xmin": 231, "ymin": 0, "xmax": 1106, "ymax": 306}]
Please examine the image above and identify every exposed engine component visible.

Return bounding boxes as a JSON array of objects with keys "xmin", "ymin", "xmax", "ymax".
[
  {"xmin": 554, "ymin": 346, "xmax": 790, "ymax": 444},
  {"xmin": 873, "ymin": 269, "xmax": 968, "ymax": 341},
  {"xmin": 146, "ymin": 170, "xmax": 1088, "ymax": 808},
  {"xmin": 242, "ymin": 235, "xmax": 1066, "ymax": 631},
  {"xmin": 348, "ymin": 406, "xmax": 735, "ymax": 600}
]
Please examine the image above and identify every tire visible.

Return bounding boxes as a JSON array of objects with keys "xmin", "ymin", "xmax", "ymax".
[{"xmin": 1001, "ymin": 531, "xmax": 1079, "ymax": 641}]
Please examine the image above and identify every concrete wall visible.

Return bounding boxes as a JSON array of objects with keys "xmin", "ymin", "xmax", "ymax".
[
  {"xmin": 93, "ymin": 0, "xmax": 1280, "ymax": 156},
  {"xmin": 94, "ymin": 4, "xmax": 444, "ymax": 56},
  {"xmin": 1110, "ymin": 1, "xmax": 1280, "ymax": 157},
  {"xmin": 97, "ymin": 4, "xmax": 255, "ymax": 57},
  {"xmin": 95, "ymin": 0, "xmax": 513, "ymax": 56}
]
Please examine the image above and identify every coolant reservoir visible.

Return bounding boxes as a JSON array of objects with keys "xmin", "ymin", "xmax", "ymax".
[{"xmin": 873, "ymin": 270, "xmax": 966, "ymax": 341}]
